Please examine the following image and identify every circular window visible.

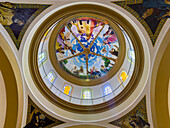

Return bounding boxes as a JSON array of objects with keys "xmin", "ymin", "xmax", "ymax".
[
  {"xmin": 49, "ymin": 13, "xmax": 126, "ymax": 86},
  {"xmin": 55, "ymin": 15, "xmax": 120, "ymax": 80}
]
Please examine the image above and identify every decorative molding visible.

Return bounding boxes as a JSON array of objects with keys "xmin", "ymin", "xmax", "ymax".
[
  {"xmin": 109, "ymin": 96, "xmax": 150, "ymax": 128},
  {"xmin": 112, "ymin": 0, "xmax": 170, "ymax": 46}
]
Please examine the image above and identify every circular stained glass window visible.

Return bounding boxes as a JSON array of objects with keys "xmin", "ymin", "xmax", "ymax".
[{"xmin": 55, "ymin": 15, "xmax": 122, "ymax": 80}]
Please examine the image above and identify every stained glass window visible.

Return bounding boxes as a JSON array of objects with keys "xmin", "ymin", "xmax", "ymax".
[
  {"xmin": 103, "ymin": 84, "xmax": 112, "ymax": 95},
  {"xmin": 46, "ymin": 71, "xmax": 56, "ymax": 83},
  {"xmin": 119, "ymin": 70, "xmax": 128, "ymax": 82},
  {"xmin": 55, "ymin": 16, "xmax": 119, "ymax": 80},
  {"xmin": 82, "ymin": 89, "xmax": 92, "ymax": 99},
  {"xmin": 128, "ymin": 49, "xmax": 135, "ymax": 63},
  {"xmin": 63, "ymin": 84, "xmax": 72, "ymax": 95},
  {"xmin": 38, "ymin": 51, "xmax": 47, "ymax": 64}
]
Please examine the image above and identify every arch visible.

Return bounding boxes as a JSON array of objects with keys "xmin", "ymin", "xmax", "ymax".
[
  {"xmin": 151, "ymin": 29, "xmax": 170, "ymax": 127},
  {"xmin": 0, "ymin": 32, "xmax": 23, "ymax": 128}
]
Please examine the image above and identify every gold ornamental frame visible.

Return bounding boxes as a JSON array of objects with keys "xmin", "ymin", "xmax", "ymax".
[{"xmin": 49, "ymin": 13, "xmax": 126, "ymax": 86}]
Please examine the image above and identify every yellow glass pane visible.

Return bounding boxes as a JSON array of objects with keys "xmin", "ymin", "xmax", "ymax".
[
  {"xmin": 64, "ymin": 86, "xmax": 71, "ymax": 95},
  {"xmin": 120, "ymin": 71, "xmax": 128, "ymax": 82}
]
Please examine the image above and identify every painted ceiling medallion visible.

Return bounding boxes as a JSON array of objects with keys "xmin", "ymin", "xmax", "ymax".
[{"xmin": 55, "ymin": 16, "xmax": 119, "ymax": 80}]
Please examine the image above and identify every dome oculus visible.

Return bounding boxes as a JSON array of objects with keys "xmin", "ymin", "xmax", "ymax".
[{"xmin": 55, "ymin": 16, "xmax": 120, "ymax": 79}]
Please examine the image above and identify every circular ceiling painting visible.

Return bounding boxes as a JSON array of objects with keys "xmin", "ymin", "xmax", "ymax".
[{"xmin": 55, "ymin": 16, "xmax": 120, "ymax": 79}]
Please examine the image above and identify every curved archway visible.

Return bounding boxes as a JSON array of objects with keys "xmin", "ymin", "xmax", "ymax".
[
  {"xmin": 0, "ymin": 33, "xmax": 23, "ymax": 128},
  {"xmin": 151, "ymin": 29, "xmax": 170, "ymax": 127}
]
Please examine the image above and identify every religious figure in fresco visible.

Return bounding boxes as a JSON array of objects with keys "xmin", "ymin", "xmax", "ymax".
[
  {"xmin": 141, "ymin": 0, "xmax": 170, "ymax": 20},
  {"xmin": 68, "ymin": 17, "xmax": 105, "ymax": 40},
  {"xmin": 56, "ymin": 27, "xmax": 76, "ymax": 55},
  {"xmin": 56, "ymin": 16, "xmax": 120, "ymax": 79},
  {"xmin": 78, "ymin": 66, "xmax": 84, "ymax": 75},
  {"xmin": 100, "ymin": 65, "xmax": 109, "ymax": 75},
  {"xmin": 103, "ymin": 27, "xmax": 117, "ymax": 47},
  {"xmin": 24, "ymin": 109, "xmax": 46, "ymax": 128},
  {"xmin": 88, "ymin": 66, "xmax": 100, "ymax": 78},
  {"xmin": 109, "ymin": 45, "xmax": 119, "ymax": 57},
  {"xmin": 0, "ymin": 2, "xmax": 24, "ymax": 26},
  {"xmin": 71, "ymin": 66, "xmax": 78, "ymax": 74},
  {"xmin": 71, "ymin": 66, "xmax": 84, "ymax": 75},
  {"xmin": 129, "ymin": 115, "xmax": 150, "ymax": 128}
]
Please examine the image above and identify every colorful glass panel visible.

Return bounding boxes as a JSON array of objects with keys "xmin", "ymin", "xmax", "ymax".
[
  {"xmin": 38, "ymin": 51, "xmax": 46, "ymax": 64},
  {"xmin": 63, "ymin": 85, "xmax": 72, "ymax": 95},
  {"xmin": 128, "ymin": 49, "xmax": 135, "ymax": 62},
  {"xmin": 82, "ymin": 89, "xmax": 92, "ymax": 99},
  {"xmin": 55, "ymin": 16, "xmax": 119, "ymax": 79},
  {"xmin": 120, "ymin": 70, "xmax": 128, "ymax": 82},
  {"xmin": 46, "ymin": 71, "xmax": 56, "ymax": 83},
  {"xmin": 103, "ymin": 84, "xmax": 112, "ymax": 95}
]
